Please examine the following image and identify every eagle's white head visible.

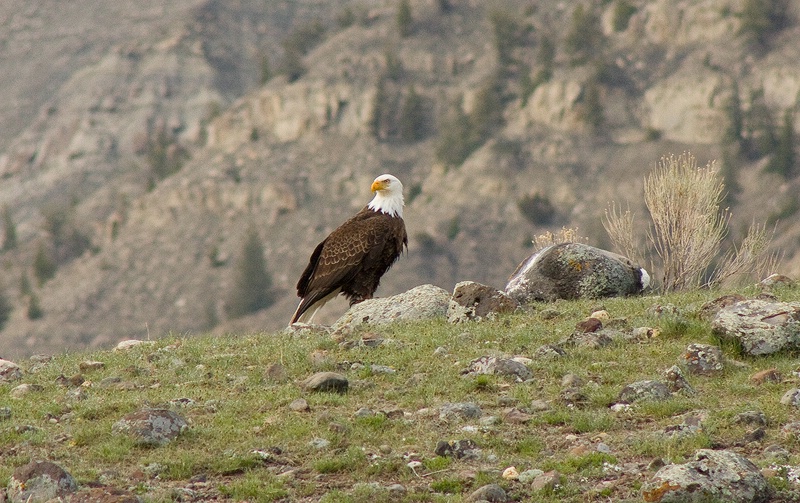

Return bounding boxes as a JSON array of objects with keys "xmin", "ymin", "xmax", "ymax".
[{"xmin": 368, "ymin": 174, "xmax": 404, "ymax": 218}]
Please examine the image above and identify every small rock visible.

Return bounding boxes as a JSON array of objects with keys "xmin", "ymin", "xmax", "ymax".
[
  {"xmin": 465, "ymin": 483, "xmax": 508, "ymax": 502},
  {"xmin": 561, "ymin": 373, "xmax": 583, "ymax": 388},
  {"xmin": 518, "ymin": 468, "xmax": 545, "ymax": 484},
  {"xmin": 111, "ymin": 408, "xmax": 189, "ymax": 446},
  {"xmin": 528, "ymin": 398, "xmax": 550, "ymax": 412},
  {"xmin": 0, "ymin": 359, "xmax": 23, "ymax": 382},
  {"xmin": 6, "ymin": 460, "xmax": 78, "ymax": 503},
  {"xmin": 750, "ymin": 368, "xmax": 782, "ymax": 384},
  {"xmin": 617, "ymin": 380, "xmax": 671, "ymax": 404},
  {"xmin": 664, "ymin": 365, "xmax": 695, "ymax": 394},
  {"xmin": 114, "ymin": 340, "xmax": 156, "ymax": 351},
  {"xmin": 560, "ymin": 387, "xmax": 589, "ymax": 408},
  {"xmin": 0, "ymin": 407, "xmax": 11, "ymax": 421},
  {"xmin": 733, "ymin": 411, "xmax": 767, "ymax": 426},
  {"xmin": 439, "ymin": 402, "xmax": 482, "ymax": 420},
  {"xmin": 448, "ymin": 281, "xmax": 519, "ymax": 323},
  {"xmin": 590, "ymin": 310, "xmax": 610, "ymax": 320},
  {"xmin": 434, "ymin": 439, "xmax": 480, "ymax": 459},
  {"xmin": 463, "ymin": 355, "xmax": 532, "ymax": 381},
  {"xmin": 289, "ymin": 398, "xmax": 310, "ymax": 412},
  {"xmin": 309, "ymin": 438, "xmax": 330, "ymax": 449},
  {"xmin": 301, "ymin": 372, "xmax": 349, "ymax": 394},
  {"xmin": 533, "ymin": 344, "xmax": 566, "ymax": 359},
  {"xmin": 502, "ymin": 466, "xmax": 519, "ymax": 480},
  {"xmin": 531, "ymin": 470, "xmax": 561, "ymax": 492},
  {"xmin": 78, "ymin": 361, "xmax": 105, "ymax": 372},
  {"xmin": 354, "ymin": 407, "xmax": 374, "ymax": 418},
  {"xmin": 764, "ymin": 444, "xmax": 790, "ymax": 461},
  {"xmin": 9, "ymin": 383, "xmax": 44, "ymax": 399},
  {"xmin": 560, "ymin": 330, "xmax": 613, "ymax": 349},
  {"xmin": 631, "ymin": 326, "xmax": 660, "ymax": 340},
  {"xmin": 576, "ymin": 317, "xmax": 603, "ymax": 333},
  {"xmin": 503, "ymin": 408, "xmax": 532, "ymax": 424},
  {"xmin": 682, "ymin": 343, "xmax": 724, "ymax": 376},
  {"xmin": 386, "ymin": 483, "xmax": 405, "ymax": 493},
  {"xmin": 370, "ymin": 364, "xmax": 396, "ymax": 374},
  {"xmin": 610, "ymin": 403, "xmax": 632, "ymax": 413},
  {"xmin": 780, "ymin": 388, "xmax": 800, "ymax": 407}
]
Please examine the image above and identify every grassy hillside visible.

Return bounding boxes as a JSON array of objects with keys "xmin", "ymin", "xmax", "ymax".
[{"xmin": 3, "ymin": 285, "xmax": 800, "ymax": 502}]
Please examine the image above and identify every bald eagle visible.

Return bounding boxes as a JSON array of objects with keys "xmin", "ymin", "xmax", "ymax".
[{"xmin": 290, "ymin": 174, "xmax": 408, "ymax": 324}]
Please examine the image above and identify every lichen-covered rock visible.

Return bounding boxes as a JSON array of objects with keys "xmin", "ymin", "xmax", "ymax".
[
  {"xmin": 642, "ymin": 449, "xmax": 772, "ymax": 502},
  {"xmin": 447, "ymin": 281, "xmax": 518, "ymax": 323},
  {"xmin": 0, "ymin": 358, "xmax": 22, "ymax": 382},
  {"xmin": 664, "ymin": 365, "xmax": 695, "ymax": 394},
  {"xmin": 711, "ymin": 299, "xmax": 800, "ymax": 356},
  {"xmin": 617, "ymin": 380, "xmax": 672, "ymax": 404},
  {"xmin": 111, "ymin": 408, "xmax": 189, "ymax": 446},
  {"xmin": 6, "ymin": 460, "xmax": 78, "ymax": 503},
  {"xmin": 505, "ymin": 243, "xmax": 649, "ymax": 304},
  {"xmin": 439, "ymin": 402, "xmax": 482, "ymax": 421},
  {"xmin": 682, "ymin": 344, "xmax": 724, "ymax": 376},
  {"xmin": 331, "ymin": 284, "xmax": 450, "ymax": 332},
  {"xmin": 462, "ymin": 356, "xmax": 532, "ymax": 382}
]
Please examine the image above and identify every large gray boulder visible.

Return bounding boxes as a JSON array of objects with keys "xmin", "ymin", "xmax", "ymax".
[
  {"xmin": 711, "ymin": 299, "xmax": 800, "ymax": 356},
  {"xmin": 641, "ymin": 449, "xmax": 771, "ymax": 502},
  {"xmin": 331, "ymin": 284, "xmax": 450, "ymax": 332},
  {"xmin": 504, "ymin": 243, "xmax": 649, "ymax": 304}
]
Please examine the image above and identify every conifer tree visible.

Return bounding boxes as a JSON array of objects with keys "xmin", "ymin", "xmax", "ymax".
[{"xmin": 225, "ymin": 226, "xmax": 274, "ymax": 318}]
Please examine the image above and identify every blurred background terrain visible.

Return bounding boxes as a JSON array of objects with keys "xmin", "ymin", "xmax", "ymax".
[{"xmin": 1, "ymin": 0, "xmax": 798, "ymax": 357}]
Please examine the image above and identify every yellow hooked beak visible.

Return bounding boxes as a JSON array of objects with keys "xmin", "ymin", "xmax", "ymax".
[{"xmin": 371, "ymin": 179, "xmax": 389, "ymax": 192}]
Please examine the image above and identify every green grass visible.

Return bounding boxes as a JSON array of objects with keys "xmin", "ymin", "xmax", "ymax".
[{"xmin": 3, "ymin": 287, "xmax": 800, "ymax": 501}]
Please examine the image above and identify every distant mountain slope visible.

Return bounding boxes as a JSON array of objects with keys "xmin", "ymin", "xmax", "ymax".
[{"xmin": 1, "ymin": 0, "xmax": 799, "ymax": 357}]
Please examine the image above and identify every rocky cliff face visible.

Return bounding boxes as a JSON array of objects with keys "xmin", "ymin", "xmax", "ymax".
[{"xmin": 1, "ymin": 0, "xmax": 799, "ymax": 357}]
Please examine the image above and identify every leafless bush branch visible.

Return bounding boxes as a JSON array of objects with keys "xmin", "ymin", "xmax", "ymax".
[
  {"xmin": 532, "ymin": 227, "xmax": 588, "ymax": 253},
  {"xmin": 604, "ymin": 152, "xmax": 776, "ymax": 292},
  {"xmin": 602, "ymin": 202, "xmax": 642, "ymax": 265}
]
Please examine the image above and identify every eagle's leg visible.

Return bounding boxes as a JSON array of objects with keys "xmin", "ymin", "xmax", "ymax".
[{"xmin": 348, "ymin": 293, "xmax": 374, "ymax": 306}]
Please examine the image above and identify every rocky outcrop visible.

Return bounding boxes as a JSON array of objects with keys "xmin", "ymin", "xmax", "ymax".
[
  {"xmin": 447, "ymin": 281, "xmax": 518, "ymax": 323},
  {"xmin": 6, "ymin": 460, "xmax": 78, "ymax": 503},
  {"xmin": 643, "ymin": 67, "xmax": 732, "ymax": 144},
  {"xmin": 642, "ymin": 449, "xmax": 772, "ymax": 503},
  {"xmin": 331, "ymin": 284, "xmax": 451, "ymax": 332},
  {"xmin": 711, "ymin": 299, "xmax": 800, "ymax": 356}
]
